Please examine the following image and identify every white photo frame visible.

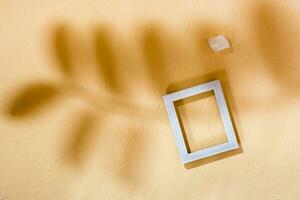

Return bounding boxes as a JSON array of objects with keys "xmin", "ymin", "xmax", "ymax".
[{"xmin": 163, "ymin": 80, "xmax": 239, "ymax": 164}]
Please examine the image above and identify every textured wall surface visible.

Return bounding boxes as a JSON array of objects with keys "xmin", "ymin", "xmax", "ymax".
[{"xmin": 0, "ymin": 0, "xmax": 300, "ymax": 199}]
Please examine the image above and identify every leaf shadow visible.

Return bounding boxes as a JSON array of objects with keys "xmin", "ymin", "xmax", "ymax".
[
  {"xmin": 116, "ymin": 127, "xmax": 148, "ymax": 188},
  {"xmin": 93, "ymin": 26, "xmax": 122, "ymax": 94},
  {"xmin": 141, "ymin": 25, "xmax": 169, "ymax": 94},
  {"xmin": 6, "ymin": 82, "xmax": 60, "ymax": 118},
  {"xmin": 63, "ymin": 111, "xmax": 99, "ymax": 168},
  {"xmin": 51, "ymin": 25, "xmax": 73, "ymax": 76}
]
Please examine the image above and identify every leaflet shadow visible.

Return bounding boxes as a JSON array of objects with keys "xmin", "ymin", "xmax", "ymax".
[
  {"xmin": 115, "ymin": 127, "xmax": 149, "ymax": 190},
  {"xmin": 62, "ymin": 111, "xmax": 100, "ymax": 168},
  {"xmin": 141, "ymin": 24, "xmax": 169, "ymax": 94},
  {"xmin": 5, "ymin": 82, "xmax": 61, "ymax": 118},
  {"xmin": 93, "ymin": 26, "xmax": 123, "ymax": 94}
]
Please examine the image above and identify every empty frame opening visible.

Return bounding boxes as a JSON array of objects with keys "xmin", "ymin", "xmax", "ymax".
[{"xmin": 174, "ymin": 90, "xmax": 228, "ymax": 153}]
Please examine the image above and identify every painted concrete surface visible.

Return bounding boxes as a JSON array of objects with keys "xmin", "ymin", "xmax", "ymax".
[{"xmin": 0, "ymin": 0, "xmax": 300, "ymax": 199}]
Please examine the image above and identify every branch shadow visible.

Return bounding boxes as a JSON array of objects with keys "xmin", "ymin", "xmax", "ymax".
[{"xmin": 4, "ymin": 19, "xmax": 248, "ymax": 174}]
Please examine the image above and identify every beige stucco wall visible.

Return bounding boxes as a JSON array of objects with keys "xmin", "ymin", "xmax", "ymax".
[{"xmin": 1, "ymin": 0, "xmax": 300, "ymax": 199}]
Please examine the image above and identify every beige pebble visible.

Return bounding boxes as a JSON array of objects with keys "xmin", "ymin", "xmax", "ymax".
[{"xmin": 208, "ymin": 35, "xmax": 231, "ymax": 52}]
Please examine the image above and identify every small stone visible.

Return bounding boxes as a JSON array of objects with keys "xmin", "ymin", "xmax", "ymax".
[{"xmin": 208, "ymin": 35, "xmax": 231, "ymax": 53}]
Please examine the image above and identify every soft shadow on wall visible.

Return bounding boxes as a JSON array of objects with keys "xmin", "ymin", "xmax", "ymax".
[
  {"xmin": 254, "ymin": 2, "xmax": 300, "ymax": 97},
  {"xmin": 4, "ymin": 23, "xmax": 174, "ymax": 187},
  {"xmin": 3, "ymin": 1, "xmax": 300, "ymax": 182},
  {"xmin": 4, "ymin": 22, "xmax": 241, "ymax": 171}
]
